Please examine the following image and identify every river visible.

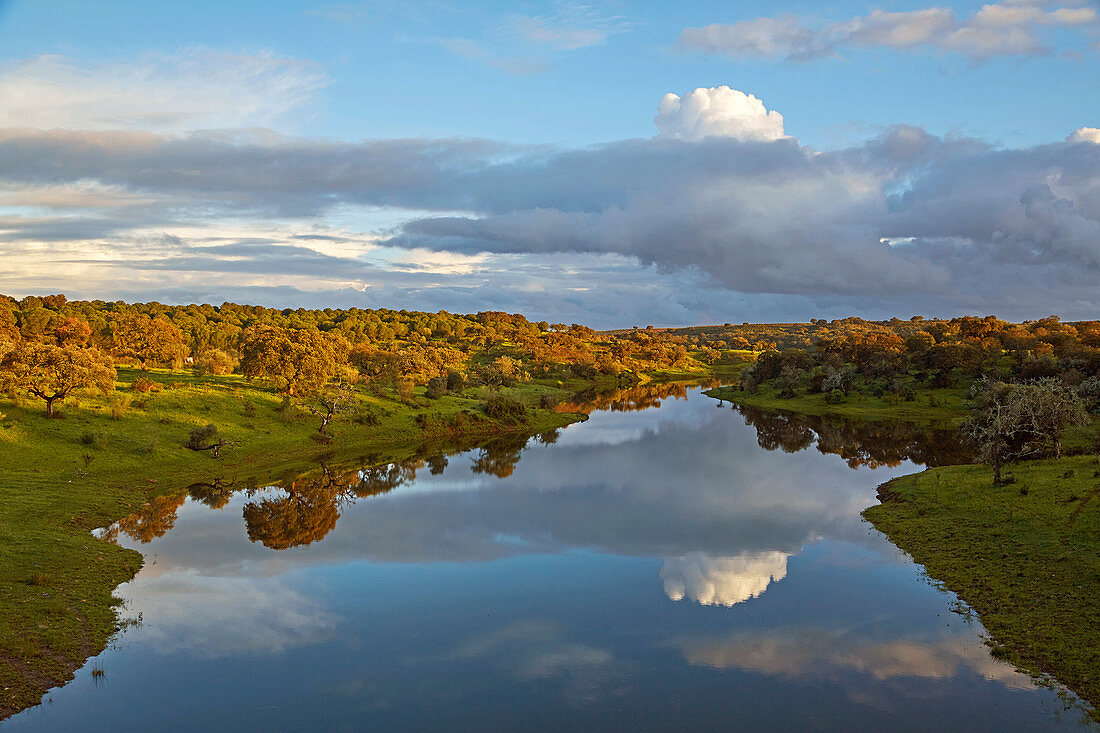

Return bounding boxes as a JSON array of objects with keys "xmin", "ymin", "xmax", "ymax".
[{"xmin": 5, "ymin": 386, "xmax": 1093, "ymax": 731}]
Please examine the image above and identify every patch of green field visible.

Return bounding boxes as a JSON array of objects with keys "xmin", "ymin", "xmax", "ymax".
[
  {"xmin": 864, "ymin": 457, "xmax": 1100, "ymax": 721},
  {"xmin": 0, "ymin": 368, "xmax": 587, "ymax": 719}
]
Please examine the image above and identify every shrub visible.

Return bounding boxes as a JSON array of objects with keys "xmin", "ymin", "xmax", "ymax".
[
  {"xmin": 538, "ymin": 394, "xmax": 559, "ymax": 410},
  {"xmin": 130, "ymin": 377, "xmax": 159, "ymax": 393},
  {"xmin": 186, "ymin": 423, "xmax": 219, "ymax": 450},
  {"xmin": 80, "ymin": 431, "xmax": 109, "ymax": 449},
  {"xmin": 275, "ymin": 395, "xmax": 296, "ymax": 422},
  {"xmin": 483, "ymin": 393, "xmax": 527, "ymax": 423},
  {"xmin": 446, "ymin": 370, "xmax": 466, "ymax": 392},
  {"xmin": 108, "ymin": 396, "xmax": 131, "ymax": 420},
  {"xmin": 194, "ymin": 349, "xmax": 236, "ymax": 376},
  {"xmin": 824, "ymin": 389, "xmax": 845, "ymax": 405},
  {"xmin": 352, "ymin": 409, "xmax": 380, "ymax": 426},
  {"xmin": 425, "ymin": 376, "xmax": 448, "ymax": 399},
  {"xmin": 396, "ymin": 379, "xmax": 415, "ymax": 403}
]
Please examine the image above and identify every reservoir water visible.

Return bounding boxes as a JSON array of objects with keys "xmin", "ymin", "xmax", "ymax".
[{"xmin": 5, "ymin": 386, "xmax": 1093, "ymax": 731}]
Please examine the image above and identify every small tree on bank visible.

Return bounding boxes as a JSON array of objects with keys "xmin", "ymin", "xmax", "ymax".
[
  {"xmin": 963, "ymin": 378, "xmax": 1091, "ymax": 484},
  {"xmin": 0, "ymin": 342, "xmax": 116, "ymax": 416}
]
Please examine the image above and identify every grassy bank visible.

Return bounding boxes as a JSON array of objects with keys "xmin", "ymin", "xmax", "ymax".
[
  {"xmin": 705, "ymin": 383, "xmax": 967, "ymax": 423},
  {"xmin": 864, "ymin": 458, "xmax": 1100, "ymax": 720},
  {"xmin": 0, "ymin": 369, "xmax": 591, "ymax": 719}
]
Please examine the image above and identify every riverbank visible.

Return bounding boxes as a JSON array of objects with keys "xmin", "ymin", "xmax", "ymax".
[
  {"xmin": 0, "ymin": 369, "xmax": 604, "ymax": 719},
  {"xmin": 864, "ymin": 459, "xmax": 1100, "ymax": 720}
]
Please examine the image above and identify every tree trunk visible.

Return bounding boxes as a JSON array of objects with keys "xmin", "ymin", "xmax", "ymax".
[{"xmin": 44, "ymin": 396, "xmax": 56, "ymax": 417}]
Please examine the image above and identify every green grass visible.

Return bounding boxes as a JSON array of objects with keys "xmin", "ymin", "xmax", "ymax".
[
  {"xmin": 864, "ymin": 457, "xmax": 1100, "ymax": 721},
  {"xmin": 0, "ymin": 368, "xmax": 590, "ymax": 719},
  {"xmin": 706, "ymin": 383, "xmax": 968, "ymax": 423}
]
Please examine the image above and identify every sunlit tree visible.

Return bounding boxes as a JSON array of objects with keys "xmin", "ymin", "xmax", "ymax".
[{"xmin": 0, "ymin": 342, "xmax": 116, "ymax": 416}]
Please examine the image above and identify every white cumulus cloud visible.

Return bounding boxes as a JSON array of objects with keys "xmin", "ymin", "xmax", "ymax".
[
  {"xmin": 1068, "ymin": 126, "xmax": 1100, "ymax": 144},
  {"xmin": 655, "ymin": 86, "xmax": 786, "ymax": 142},
  {"xmin": 661, "ymin": 550, "xmax": 790, "ymax": 606}
]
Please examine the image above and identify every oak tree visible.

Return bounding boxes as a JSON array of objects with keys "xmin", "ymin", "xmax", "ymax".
[{"xmin": 0, "ymin": 342, "xmax": 116, "ymax": 416}]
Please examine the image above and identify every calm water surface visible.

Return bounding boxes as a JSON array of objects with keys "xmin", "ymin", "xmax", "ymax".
[{"xmin": 6, "ymin": 387, "xmax": 1094, "ymax": 731}]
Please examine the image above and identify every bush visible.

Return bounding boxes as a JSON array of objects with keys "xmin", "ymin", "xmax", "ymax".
[
  {"xmin": 108, "ymin": 395, "xmax": 131, "ymax": 420},
  {"xmin": 396, "ymin": 379, "xmax": 415, "ymax": 403},
  {"xmin": 186, "ymin": 423, "xmax": 219, "ymax": 450},
  {"xmin": 275, "ymin": 395, "xmax": 296, "ymax": 422},
  {"xmin": 352, "ymin": 409, "xmax": 380, "ymax": 426},
  {"xmin": 194, "ymin": 349, "xmax": 236, "ymax": 376},
  {"xmin": 425, "ymin": 376, "xmax": 449, "ymax": 399},
  {"xmin": 824, "ymin": 389, "xmax": 845, "ymax": 405},
  {"xmin": 483, "ymin": 393, "xmax": 527, "ymax": 423},
  {"xmin": 446, "ymin": 370, "xmax": 466, "ymax": 392},
  {"xmin": 538, "ymin": 394, "xmax": 559, "ymax": 410},
  {"xmin": 80, "ymin": 430, "xmax": 109, "ymax": 449},
  {"xmin": 130, "ymin": 377, "xmax": 159, "ymax": 393}
]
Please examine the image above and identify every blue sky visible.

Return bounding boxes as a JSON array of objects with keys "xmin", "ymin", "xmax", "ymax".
[{"xmin": 0, "ymin": 0, "xmax": 1098, "ymax": 325}]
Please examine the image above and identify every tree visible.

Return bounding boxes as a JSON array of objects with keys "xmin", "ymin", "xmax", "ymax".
[
  {"xmin": 110, "ymin": 314, "xmax": 186, "ymax": 369},
  {"xmin": 239, "ymin": 326, "xmax": 349, "ymax": 396},
  {"xmin": 1012, "ymin": 378, "xmax": 1091, "ymax": 459},
  {"xmin": 0, "ymin": 342, "xmax": 115, "ymax": 416},
  {"xmin": 306, "ymin": 384, "xmax": 351, "ymax": 435},
  {"xmin": 53, "ymin": 316, "xmax": 92, "ymax": 347},
  {"xmin": 963, "ymin": 389, "xmax": 1025, "ymax": 486}
]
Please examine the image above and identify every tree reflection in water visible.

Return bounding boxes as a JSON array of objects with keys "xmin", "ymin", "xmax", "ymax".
[
  {"xmin": 554, "ymin": 378, "xmax": 720, "ymax": 414},
  {"xmin": 102, "ymin": 431, "xmax": 550, "ymax": 551},
  {"xmin": 734, "ymin": 404, "xmax": 974, "ymax": 468},
  {"xmin": 103, "ymin": 386, "xmax": 970, "ymax": 555}
]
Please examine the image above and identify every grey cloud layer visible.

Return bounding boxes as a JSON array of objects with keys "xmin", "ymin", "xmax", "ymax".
[{"xmin": 1, "ymin": 123, "xmax": 1098, "ymax": 315}]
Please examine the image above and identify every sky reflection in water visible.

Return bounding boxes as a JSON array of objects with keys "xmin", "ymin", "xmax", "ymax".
[{"xmin": 6, "ymin": 387, "xmax": 1093, "ymax": 731}]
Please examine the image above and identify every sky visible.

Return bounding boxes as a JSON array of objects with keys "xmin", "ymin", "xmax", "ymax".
[{"xmin": 0, "ymin": 0, "xmax": 1098, "ymax": 327}]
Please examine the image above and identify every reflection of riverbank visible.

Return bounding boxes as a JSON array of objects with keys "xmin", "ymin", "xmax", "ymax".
[
  {"xmin": 555, "ymin": 378, "xmax": 723, "ymax": 414},
  {"xmin": 732, "ymin": 403, "xmax": 974, "ymax": 468}
]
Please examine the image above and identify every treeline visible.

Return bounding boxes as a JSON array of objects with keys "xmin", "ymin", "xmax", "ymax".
[
  {"xmin": 733, "ymin": 315, "xmax": 1100, "ymax": 406},
  {"xmin": 0, "ymin": 294, "xmax": 701, "ymax": 414}
]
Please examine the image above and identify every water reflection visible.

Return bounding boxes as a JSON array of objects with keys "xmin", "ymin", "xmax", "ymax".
[
  {"xmin": 104, "ymin": 389, "xmax": 970, "ymax": 555},
  {"xmin": 17, "ymin": 384, "xmax": 1093, "ymax": 731},
  {"xmin": 734, "ymin": 403, "xmax": 974, "ymax": 468},
  {"xmin": 661, "ymin": 551, "xmax": 789, "ymax": 607}
]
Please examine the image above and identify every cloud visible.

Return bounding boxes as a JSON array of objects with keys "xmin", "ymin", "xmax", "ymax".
[
  {"xmin": 679, "ymin": 2, "xmax": 1099, "ymax": 61},
  {"xmin": 660, "ymin": 551, "xmax": 790, "ymax": 606},
  {"xmin": 2, "ymin": 78, "xmax": 1100, "ymax": 321},
  {"xmin": 654, "ymin": 86, "xmax": 786, "ymax": 142},
  {"xmin": 1068, "ymin": 126, "xmax": 1100, "ymax": 144},
  {"xmin": 499, "ymin": 2, "xmax": 633, "ymax": 50},
  {"xmin": 118, "ymin": 570, "xmax": 337, "ymax": 657},
  {"xmin": 0, "ymin": 50, "xmax": 328, "ymax": 132},
  {"xmin": 677, "ymin": 629, "xmax": 1033, "ymax": 689},
  {"xmin": 420, "ymin": 36, "xmax": 551, "ymax": 75}
]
